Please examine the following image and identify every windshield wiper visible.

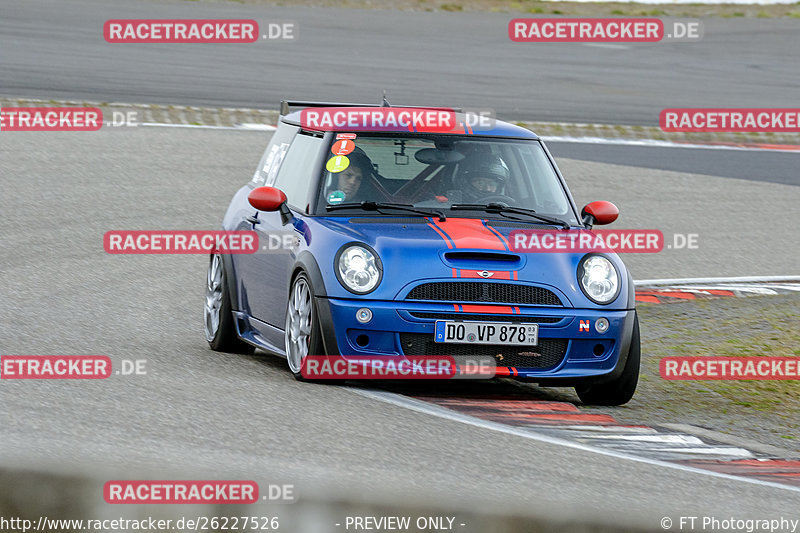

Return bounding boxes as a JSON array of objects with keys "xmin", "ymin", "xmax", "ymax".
[
  {"xmin": 326, "ymin": 201, "xmax": 446, "ymax": 221},
  {"xmin": 451, "ymin": 202, "xmax": 570, "ymax": 229}
]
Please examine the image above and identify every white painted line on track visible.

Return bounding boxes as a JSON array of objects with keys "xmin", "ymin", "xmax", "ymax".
[
  {"xmin": 237, "ymin": 123, "xmax": 277, "ymax": 131},
  {"xmin": 558, "ymin": 425, "xmax": 657, "ymax": 433},
  {"xmin": 683, "ymin": 286, "xmax": 779, "ymax": 295},
  {"xmin": 134, "ymin": 122, "xmax": 798, "ymax": 155},
  {"xmin": 140, "ymin": 122, "xmax": 243, "ymax": 130},
  {"xmin": 541, "ymin": 136, "xmax": 800, "ymax": 153},
  {"xmin": 581, "ymin": 434, "xmax": 704, "ymax": 444},
  {"xmin": 349, "ymin": 387, "xmax": 800, "ymax": 493},
  {"xmin": 139, "ymin": 122, "xmax": 276, "ymax": 131},
  {"xmin": 635, "ymin": 275, "xmax": 800, "ymax": 286},
  {"xmin": 636, "ymin": 447, "xmax": 754, "ymax": 457},
  {"xmin": 671, "ymin": 285, "xmax": 800, "ymax": 293}
]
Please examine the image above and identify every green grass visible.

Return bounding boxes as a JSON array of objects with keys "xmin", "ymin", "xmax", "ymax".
[{"xmin": 640, "ymin": 295, "xmax": 800, "ymax": 417}]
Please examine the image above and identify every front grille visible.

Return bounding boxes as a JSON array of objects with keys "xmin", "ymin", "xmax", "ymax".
[
  {"xmin": 400, "ymin": 333, "xmax": 568, "ymax": 370},
  {"xmin": 407, "ymin": 312, "xmax": 562, "ymax": 324},
  {"xmin": 406, "ymin": 282, "xmax": 562, "ymax": 306}
]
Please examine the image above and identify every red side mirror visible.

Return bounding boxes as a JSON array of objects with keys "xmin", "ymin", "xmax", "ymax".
[
  {"xmin": 581, "ymin": 201, "xmax": 619, "ymax": 226},
  {"xmin": 248, "ymin": 186, "xmax": 287, "ymax": 212}
]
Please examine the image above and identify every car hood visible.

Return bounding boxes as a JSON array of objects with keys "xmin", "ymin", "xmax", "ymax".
[{"xmin": 305, "ymin": 216, "xmax": 632, "ymax": 309}]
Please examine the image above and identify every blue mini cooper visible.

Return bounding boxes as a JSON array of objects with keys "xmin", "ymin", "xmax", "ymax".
[{"xmin": 204, "ymin": 101, "xmax": 640, "ymax": 405}]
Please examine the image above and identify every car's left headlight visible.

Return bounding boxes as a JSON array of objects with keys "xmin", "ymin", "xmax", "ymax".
[
  {"xmin": 577, "ymin": 254, "xmax": 620, "ymax": 304},
  {"xmin": 336, "ymin": 244, "xmax": 382, "ymax": 294}
]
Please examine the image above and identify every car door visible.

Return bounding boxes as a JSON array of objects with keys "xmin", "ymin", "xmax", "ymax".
[
  {"xmin": 241, "ymin": 130, "xmax": 327, "ymax": 330},
  {"xmin": 230, "ymin": 123, "xmax": 296, "ymax": 326}
]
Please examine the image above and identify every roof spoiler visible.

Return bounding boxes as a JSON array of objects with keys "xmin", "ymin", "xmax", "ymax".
[
  {"xmin": 279, "ymin": 100, "xmax": 462, "ymax": 116},
  {"xmin": 280, "ymin": 100, "xmax": 380, "ymax": 116}
]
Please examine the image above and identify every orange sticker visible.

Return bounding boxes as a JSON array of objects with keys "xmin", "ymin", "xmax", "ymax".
[{"xmin": 331, "ymin": 139, "xmax": 355, "ymax": 156}]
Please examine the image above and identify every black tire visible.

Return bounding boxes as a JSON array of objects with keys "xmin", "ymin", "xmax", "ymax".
[
  {"xmin": 575, "ymin": 314, "xmax": 640, "ymax": 406},
  {"xmin": 205, "ymin": 254, "xmax": 254, "ymax": 354},
  {"xmin": 285, "ymin": 272, "xmax": 327, "ymax": 381}
]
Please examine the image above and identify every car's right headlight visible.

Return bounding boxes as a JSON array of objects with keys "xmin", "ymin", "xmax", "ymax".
[
  {"xmin": 336, "ymin": 244, "xmax": 382, "ymax": 295},
  {"xmin": 577, "ymin": 254, "xmax": 620, "ymax": 304}
]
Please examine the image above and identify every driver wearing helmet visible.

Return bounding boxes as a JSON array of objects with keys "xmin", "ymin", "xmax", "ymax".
[{"xmin": 456, "ymin": 153, "xmax": 510, "ymax": 203}]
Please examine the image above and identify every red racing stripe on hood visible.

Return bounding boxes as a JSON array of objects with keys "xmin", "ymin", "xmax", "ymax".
[
  {"xmin": 427, "ymin": 222, "xmax": 454, "ymax": 249},
  {"xmin": 430, "ymin": 218, "xmax": 507, "ymax": 250}
]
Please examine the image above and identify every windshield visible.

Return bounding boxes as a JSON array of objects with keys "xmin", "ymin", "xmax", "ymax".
[{"xmin": 315, "ymin": 134, "xmax": 579, "ymax": 225}]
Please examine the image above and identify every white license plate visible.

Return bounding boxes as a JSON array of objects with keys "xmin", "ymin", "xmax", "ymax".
[{"xmin": 434, "ymin": 321, "xmax": 538, "ymax": 346}]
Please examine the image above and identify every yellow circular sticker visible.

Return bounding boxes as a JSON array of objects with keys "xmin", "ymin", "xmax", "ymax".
[{"xmin": 326, "ymin": 155, "xmax": 350, "ymax": 173}]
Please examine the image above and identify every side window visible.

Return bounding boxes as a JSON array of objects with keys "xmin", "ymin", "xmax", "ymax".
[
  {"xmin": 273, "ymin": 133, "xmax": 325, "ymax": 211},
  {"xmin": 249, "ymin": 124, "xmax": 298, "ymax": 187}
]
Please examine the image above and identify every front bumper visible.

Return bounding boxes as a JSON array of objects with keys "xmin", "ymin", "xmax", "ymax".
[{"xmin": 318, "ymin": 296, "xmax": 636, "ymax": 381}]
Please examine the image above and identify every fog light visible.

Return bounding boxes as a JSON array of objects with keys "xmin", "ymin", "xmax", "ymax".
[
  {"xmin": 356, "ymin": 308, "xmax": 373, "ymax": 324},
  {"xmin": 595, "ymin": 317, "xmax": 609, "ymax": 333}
]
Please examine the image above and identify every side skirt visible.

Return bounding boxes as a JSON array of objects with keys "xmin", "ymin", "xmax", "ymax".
[{"xmin": 232, "ymin": 311, "xmax": 287, "ymax": 356}]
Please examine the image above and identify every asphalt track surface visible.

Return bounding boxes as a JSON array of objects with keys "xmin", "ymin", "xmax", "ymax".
[
  {"xmin": 3, "ymin": 0, "xmax": 800, "ymax": 527},
  {"xmin": 546, "ymin": 141, "xmax": 800, "ymax": 186},
  {"xmin": 1, "ymin": 127, "xmax": 799, "ymax": 528},
  {"xmin": 3, "ymin": 0, "xmax": 800, "ymax": 125}
]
